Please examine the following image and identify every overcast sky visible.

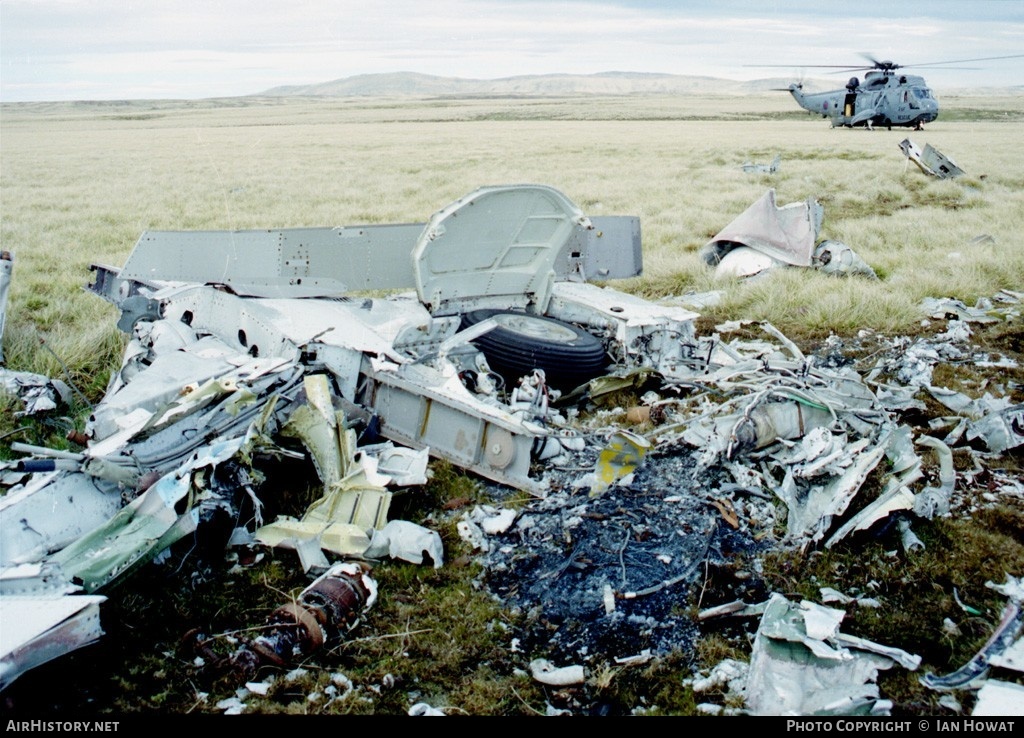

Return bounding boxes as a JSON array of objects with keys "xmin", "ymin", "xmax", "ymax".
[{"xmin": 1, "ymin": 0, "xmax": 1021, "ymax": 102}]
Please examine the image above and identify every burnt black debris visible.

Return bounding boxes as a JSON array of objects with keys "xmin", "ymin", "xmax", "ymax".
[{"xmin": 471, "ymin": 447, "xmax": 773, "ymax": 664}]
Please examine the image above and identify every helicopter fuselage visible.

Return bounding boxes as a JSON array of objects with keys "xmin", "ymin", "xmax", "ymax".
[{"xmin": 789, "ymin": 71, "xmax": 939, "ymax": 130}]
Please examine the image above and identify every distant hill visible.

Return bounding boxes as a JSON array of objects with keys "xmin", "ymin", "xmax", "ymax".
[
  {"xmin": 257, "ymin": 71, "xmax": 1020, "ymax": 98},
  {"xmin": 259, "ymin": 71, "xmax": 828, "ymax": 97}
]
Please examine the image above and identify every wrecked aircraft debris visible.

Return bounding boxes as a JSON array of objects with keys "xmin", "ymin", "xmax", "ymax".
[
  {"xmin": 0, "ymin": 184, "xmax": 702, "ymax": 687},
  {"xmin": 228, "ymin": 562, "xmax": 377, "ymax": 678},
  {"xmin": 920, "ymin": 576, "xmax": 1024, "ymax": 717},
  {"xmin": 1, "ymin": 183, "xmax": 1022, "ymax": 715},
  {"xmin": 899, "ymin": 138, "xmax": 965, "ymax": 179},
  {"xmin": 0, "ymin": 251, "xmax": 10, "ymax": 365},
  {"xmin": 701, "ymin": 189, "xmax": 877, "ymax": 280},
  {"xmin": 0, "ymin": 251, "xmax": 73, "ymax": 416},
  {"xmin": 743, "ymin": 593, "xmax": 921, "ymax": 716},
  {"xmin": 741, "ymin": 155, "xmax": 780, "ymax": 175}
]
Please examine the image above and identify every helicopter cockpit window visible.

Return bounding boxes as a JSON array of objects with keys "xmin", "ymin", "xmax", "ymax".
[{"xmin": 908, "ymin": 88, "xmax": 932, "ymax": 109}]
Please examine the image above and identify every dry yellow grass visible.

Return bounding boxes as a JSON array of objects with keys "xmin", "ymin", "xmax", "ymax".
[{"xmin": 2, "ymin": 93, "xmax": 1022, "ymax": 383}]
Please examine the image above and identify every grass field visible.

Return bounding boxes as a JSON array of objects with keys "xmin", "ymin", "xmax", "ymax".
[
  {"xmin": 2, "ymin": 92, "xmax": 1023, "ymax": 386},
  {"xmin": 1, "ymin": 92, "xmax": 1023, "ymax": 717}
]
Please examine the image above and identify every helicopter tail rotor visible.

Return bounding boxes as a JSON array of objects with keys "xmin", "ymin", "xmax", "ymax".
[{"xmin": 768, "ymin": 68, "xmax": 805, "ymax": 92}]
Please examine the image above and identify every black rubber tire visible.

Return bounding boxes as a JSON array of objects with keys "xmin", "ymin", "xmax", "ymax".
[{"xmin": 461, "ymin": 308, "xmax": 608, "ymax": 390}]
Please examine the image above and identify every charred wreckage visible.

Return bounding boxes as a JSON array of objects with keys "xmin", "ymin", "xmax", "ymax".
[{"xmin": 1, "ymin": 184, "xmax": 1022, "ymax": 715}]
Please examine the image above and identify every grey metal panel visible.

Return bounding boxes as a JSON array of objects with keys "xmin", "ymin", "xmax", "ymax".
[
  {"xmin": 0, "ymin": 473, "xmax": 124, "ymax": 567},
  {"xmin": 412, "ymin": 185, "xmax": 588, "ymax": 315},
  {"xmin": 555, "ymin": 215, "xmax": 643, "ymax": 281},
  {"xmin": 109, "ymin": 197, "xmax": 641, "ymax": 304},
  {"xmin": 364, "ymin": 368, "xmax": 544, "ymax": 496},
  {"xmin": 119, "ymin": 224, "xmax": 424, "ymax": 297}
]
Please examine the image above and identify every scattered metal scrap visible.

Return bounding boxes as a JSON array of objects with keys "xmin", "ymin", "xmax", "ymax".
[
  {"xmin": 921, "ymin": 576, "xmax": 1024, "ymax": 717},
  {"xmin": 870, "ymin": 294, "xmax": 1024, "ymax": 456},
  {"xmin": 0, "ymin": 251, "xmax": 72, "ymax": 416},
  {"xmin": 899, "ymin": 138, "xmax": 965, "ymax": 178},
  {"xmin": 454, "ymin": 289, "xmax": 1021, "ymax": 714},
  {"xmin": 741, "ymin": 155, "xmax": 780, "ymax": 175},
  {"xmin": 468, "ymin": 327, "xmax": 904, "ymax": 650},
  {"xmin": 701, "ymin": 189, "xmax": 877, "ymax": 280},
  {"xmin": 743, "ymin": 593, "xmax": 921, "ymax": 716}
]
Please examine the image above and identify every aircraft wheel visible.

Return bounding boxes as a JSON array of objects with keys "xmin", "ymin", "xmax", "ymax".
[{"xmin": 460, "ymin": 308, "xmax": 608, "ymax": 390}]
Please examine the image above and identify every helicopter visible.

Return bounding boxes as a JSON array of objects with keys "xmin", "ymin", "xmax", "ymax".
[{"xmin": 759, "ymin": 54, "xmax": 1024, "ymax": 130}]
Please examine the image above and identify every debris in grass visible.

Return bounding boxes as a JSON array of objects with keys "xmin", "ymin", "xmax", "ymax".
[{"xmin": 1, "ymin": 184, "xmax": 1021, "ymax": 716}]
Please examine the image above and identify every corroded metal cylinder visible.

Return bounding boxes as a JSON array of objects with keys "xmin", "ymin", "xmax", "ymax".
[{"xmin": 233, "ymin": 562, "xmax": 377, "ymax": 673}]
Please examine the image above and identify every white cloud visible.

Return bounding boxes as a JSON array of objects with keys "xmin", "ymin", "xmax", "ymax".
[{"xmin": 1, "ymin": 0, "xmax": 1021, "ymax": 101}]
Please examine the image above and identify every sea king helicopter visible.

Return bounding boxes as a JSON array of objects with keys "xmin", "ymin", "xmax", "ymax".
[{"xmin": 759, "ymin": 54, "xmax": 1023, "ymax": 130}]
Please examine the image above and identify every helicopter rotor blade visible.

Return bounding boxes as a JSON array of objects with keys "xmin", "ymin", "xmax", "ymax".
[
  {"xmin": 896, "ymin": 53, "xmax": 1024, "ymax": 68},
  {"xmin": 743, "ymin": 63, "xmax": 869, "ymax": 69},
  {"xmin": 745, "ymin": 53, "xmax": 1024, "ymax": 73},
  {"xmin": 858, "ymin": 52, "xmax": 886, "ymax": 68},
  {"xmin": 824, "ymin": 66, "xmax": 876, "ymax": 75}
]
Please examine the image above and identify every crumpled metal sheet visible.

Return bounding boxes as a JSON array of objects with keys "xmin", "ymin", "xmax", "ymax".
[
  {"xmin": 921, "ymin": 296, "xmax": 1001, "ymax": 323},
  {"xmin": 741, "ymin": 155, "xmax": 780, "ymax": 175},
  {"xmin": 363, "ymin": 520, "xmax": 444, "ymax": 568},
  {"xmin": 701, "ymin": 189, "xmax": 822, "ymax": 271},
  {"xmin": 745, "ymin": 593, "xmax": 920, "ymax": 716},
  {"xmin": 0, "ymin": 590, "xmax": 106, "ymax": 692},
  {"xmin": 776, "ymin": 432, "xmax": 890, "ymax": 546},
  {"xmin": 0, "ymin": 369, "xmax": 71, "ymax": 416},
  {"xmin": 700, "ymin": 192, "xmax": 876, "ymax": 281},
  {"xmin": 813, "ymin": 240, "xmax": 879, "ymax": 279}
]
